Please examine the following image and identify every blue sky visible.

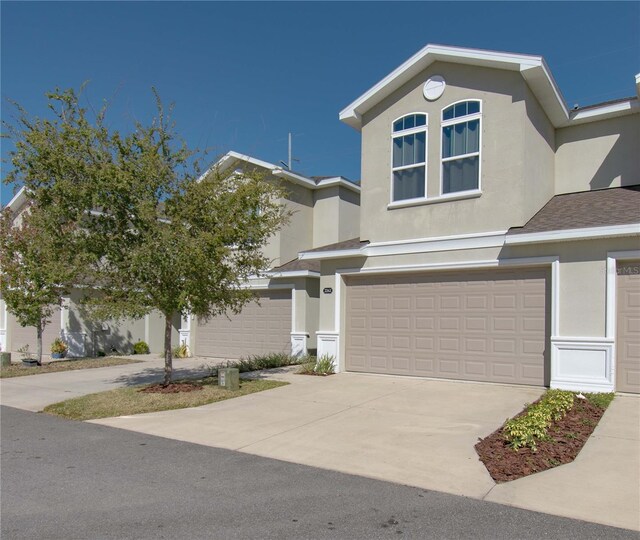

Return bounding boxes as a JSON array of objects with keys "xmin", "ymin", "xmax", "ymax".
[{"xmin": 2, "ymin": 1, "xmax": 638, "ymax": 204}]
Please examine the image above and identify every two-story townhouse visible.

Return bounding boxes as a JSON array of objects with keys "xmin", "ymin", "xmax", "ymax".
[
  {"xmin": 1, "ymin": 153, "xmax": 361, "ymax": 360},
  {"xmin": 300, "ymin": 45, "xmax": 640, "ymax": 394},
  {"xmin": 180, "ymin": 151, "xmax": 361, "ymax": 359},
  {"xmin": 0, "ymin": 187, "xmax": 180, "ymax": 357}
]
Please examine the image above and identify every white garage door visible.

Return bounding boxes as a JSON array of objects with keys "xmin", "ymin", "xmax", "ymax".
[
  {"xmin": 345, "ymin": 268, "xmax": 549, "ymax": 386},
  {"xmin": 195, "ymin": 290, "xmax": 292, "ymax": 359}
]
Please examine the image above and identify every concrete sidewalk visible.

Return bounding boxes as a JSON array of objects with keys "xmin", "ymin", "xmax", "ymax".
[{"xmin": 0, "ymin": 355, "xmax": 217, "ymax": 411}]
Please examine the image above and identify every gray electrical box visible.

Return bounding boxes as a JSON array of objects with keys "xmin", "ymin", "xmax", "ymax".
[{"xmin": 218, "ymin": 367, "xmax": 240, "ymax": 391}]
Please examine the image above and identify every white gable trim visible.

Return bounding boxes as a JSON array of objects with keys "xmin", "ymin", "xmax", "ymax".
[
  {"xmin": 205, "ymin": 151, "xmax": 360, "ymax": 193},
  {"xmin": 4, "ymin": 186, "xmax": 27, "ymax": 211},
  {"xmin": 339, "ymin": 44, "xmax": 569, "ymax": 130},
  {"xmin": 339, "ymin": 43, "xmax": 636, "ymax": 131}
]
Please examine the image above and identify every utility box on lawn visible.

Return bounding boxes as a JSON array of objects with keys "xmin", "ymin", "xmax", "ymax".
[
  {"xmin": 218, "ymin": 367, "xmax": 240, "ymax": 391},
  {"xmin": 0, "ymin": 352, "xmax": 11, "ymax": 367}
]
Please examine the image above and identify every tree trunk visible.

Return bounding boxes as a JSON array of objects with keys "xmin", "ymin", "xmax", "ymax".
[
  {"xmin": 36, "ymin": 319, "xmax": 44, "ymax": 366},
  {"xmin": 163, "ymin": 314, "xmax": 173, "ymax": 386}
]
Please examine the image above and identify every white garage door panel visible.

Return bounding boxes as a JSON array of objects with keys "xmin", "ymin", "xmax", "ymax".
[
  {"xmin": 195, "ymin": 290, "xmax": 292, "ymax": 359},
  {"xmin": 345, "ymin": 269, "xmax": 549, "ymax": 386}
]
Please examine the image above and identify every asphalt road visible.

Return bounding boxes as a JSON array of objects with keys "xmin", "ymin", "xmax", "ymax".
[{"xmin": 1, "ymin": 405, "xmax": 636, "ymax": 540}]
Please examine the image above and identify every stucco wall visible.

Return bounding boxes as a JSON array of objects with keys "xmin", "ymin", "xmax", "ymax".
[
  {"xmin": 313, "ymin": 186, "xmax": 361, "ymax": 248},
  {"xmin": 278, "ymin": 183, "xmax": 314, "ymax": 266},
  {"xmin": 360, "ymin": 62, "xmax": 539, "ymax": 244},
  {"xmin": 6, "ymin": 308, "xmax": 61, "ymax": 355},
  {"xmin": 522, "ymin": 84, "xmax": 556, "ymax": 223},
  {"xmin": 312, "ymin": 187, "xmax": 340, "ymax": 248},
  {"xmin": 503, "ymin": 236, "xmax": 640, "ymax": 337},
  {"xmin": 64, "ymin": 289, "xmax": 174, "ymax": 355},
  {"xmin": 555, "ymin": 114, "xmax": 640, "ymax": 195},
  {"xmin": 337, "ymin": 188, "xmax": 361, "ymax": 242}
]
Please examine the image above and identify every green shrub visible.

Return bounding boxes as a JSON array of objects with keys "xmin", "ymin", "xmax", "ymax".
[
  {"xmin": 314, "ymin": 354, "xmax": 335, "ymax": 375},
  {"xmin": 132, "ymin": 341, "xmax": 150, "ymax": 355},
  {"xmin": 173, "ymin": 343, "xmax": 191, "ymax": 358},
  {"xmin": 51, "ymin": 338, "xmax": 69, "ymax": 354},
  {"xmin": 503, "ymin": 389, "xmax": 575, "ymax": 452},
  {"xmin": 584, "ymin": 392, "xmax": 615, "ymax": 410},
  {"xmin": 209, "ymin": 352, "xmax": 310, "ymax": 375},
  {"xmin": 296, "ymin": 358, "xmax": 317, "ymax": 375}
]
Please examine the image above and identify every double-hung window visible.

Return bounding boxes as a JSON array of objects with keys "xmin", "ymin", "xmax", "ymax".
[
  {"xmin": 441, "ymin": 100, "xmax": 481, "ymax": 194},
  {"xmin": 391, "ymin": 113, "xmax": 427, "ymax": 202}
]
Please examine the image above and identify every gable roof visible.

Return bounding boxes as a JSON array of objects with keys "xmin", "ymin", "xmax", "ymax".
[
  {"xmin": 211, "ymin": 151, "xmax": 360, "ymax": 194},
  {"xmin": 3, "ymin": 186, "xmax": 27, "ymax": 212},
  {"xmin": 508, "ymin": 185, "xmax": 640, "ymax": 237},
  {"xmin": 339, "ymin": 44, "xmax": 639, "ymax": 130}
]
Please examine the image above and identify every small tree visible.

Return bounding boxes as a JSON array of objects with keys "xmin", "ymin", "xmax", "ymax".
[
  {"xmin": 0, "ymin": 205, "xmax": 81, "ymax": 364},
  {"xmin": 4, "ymin": 88, "xmax": 289, "ymax": 384}
]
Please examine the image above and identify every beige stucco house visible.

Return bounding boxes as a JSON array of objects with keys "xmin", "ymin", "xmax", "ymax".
[
  {"xmin": 1, "ymin": 152, "xmax": 361, "ymax": 360},
  {"xmin": 180, "ymin": 151, "xmax": 361, "ymax": 359},
  {"xmin": 0, "ymin": 188, "xmax": 179, "ymax": 357},
  {"xmin": 299, "ymin": 45, "xmax": 639, "ymax": 394}
]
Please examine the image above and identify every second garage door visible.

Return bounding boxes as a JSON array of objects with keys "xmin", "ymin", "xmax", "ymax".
[
  {"xmin": 195, "ymin": 290, "xmax": 292, "ymax": 359},
  {"xmin": 345, "ymin": 268, "xmax": 549, "ymax": 386},
  {"xmin": 616, "ymin": 261, "xmax": 640, "ymax": 393}
]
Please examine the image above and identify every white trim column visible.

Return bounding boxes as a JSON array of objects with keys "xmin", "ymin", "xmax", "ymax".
[
  {"xmin": 291, "ymin": 332, "xmax": 308, "ymax": 356},
  {"xmin": 179, "ymin": 312, "xmax": 192, "ymax": 353},
  {"xmin": 0, "ymin": 298, "xmax": 7, "ymax": 352}
]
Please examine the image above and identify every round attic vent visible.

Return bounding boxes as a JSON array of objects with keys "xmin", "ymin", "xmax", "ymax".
[{"xmin": 423, "ymin": 75, "xmax": 446, "ymax": 101}]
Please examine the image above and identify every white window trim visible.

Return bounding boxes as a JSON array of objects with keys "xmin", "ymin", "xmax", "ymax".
[
  {"xmin": 390, "ymin": 112, "xmax": 428, "ymax": 204},
  {"xmin": 440, "ymin": 99, "xmax": 482, "ymax": 197}
]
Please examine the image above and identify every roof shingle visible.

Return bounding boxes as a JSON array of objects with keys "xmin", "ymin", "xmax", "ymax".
[
  {"xmin": 302, "ymin": 237, "xmax": 369, "ymax": 253},
  {"xmin": 509, "ymin": 185, "xmax": 640, "ymax": 235}
]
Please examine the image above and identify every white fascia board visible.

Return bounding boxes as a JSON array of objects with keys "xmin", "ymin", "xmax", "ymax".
[
  {"xmin": 315, "ymin": 177, "xmax": 361, "ymax": 193},
  {"xmin": 4, "ymin": 186, "xmax": 27, "ymax": 210},
  {"xmin": 365, "ymin": 230, "xmax": 506, "ymax": 256},
  {"xmin": 271, "ymin": 169, "xmax": 317, "ymax": 189},
  {"xmin": 299, "ymin": 248, "xmax": 364, "ymax": 261},
  {"xmin": 505, "ymin": 223, "xmax": 640, "ymax": 245},
  {"xmin": 224, "ymin": 151, "xmax": 278, "ymax": 172},
  {"xmin": 299, "ymin": 230, "xmax": 507, "ymax": 261},
  {"xmin": 339, "ymin": 44, "xmax": 552, "ymax": 131},
  {"xmin": 200, "ymin": 151, "xmax": 286, "ymax": 182},
  {"xmin": 569, "ymin": 99, "xmax": 640, "ymax": 125},
  {"xmin": 520, "ymin": 61, "xmax": 570, "ymax": 125},
  {"xmin": 266, "ymin": 270, "xmax": 320, "ymax": 279}
]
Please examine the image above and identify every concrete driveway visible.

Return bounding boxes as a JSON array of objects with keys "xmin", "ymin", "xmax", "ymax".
[
  {"xmin": 90, "ymin": 370, "xmax": 640, "ymax": 531},
  {"xmin": 3, "ymin": 361, "xmax": 638, "ymax": 531}
]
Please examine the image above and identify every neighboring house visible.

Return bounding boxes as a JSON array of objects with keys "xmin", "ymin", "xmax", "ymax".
[
  {"xmin": 1, "ymin": 152, "xmax": 361, "ymax": 360},
  {"xmin": 299, "ymin": 44, "xmax": 640, "ymax": 394},
  {"xmin": 0, "ymin": 187, "xmax": 179, "ymax": 357},
  {"xmin": 180, "ymin": 151, "xmax": 361, "ymax": 359}
]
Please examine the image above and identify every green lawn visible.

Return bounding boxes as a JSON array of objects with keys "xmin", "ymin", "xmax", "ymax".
[
  {"xmin": 0, "ymin": 357, "xmax": 142, "ymax": 378},
  {"xmin": 43, "ymin": 377, "xmax": 288, "ymax": 420}
]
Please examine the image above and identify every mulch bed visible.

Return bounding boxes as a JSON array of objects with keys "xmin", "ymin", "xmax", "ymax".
[
  {"xmin": 475, "ymin": 397, "xmax": 607, "ymax": 483},
  {"xmin": 139, "ymin": 383, "xmax": 204, "ymax": 394}
]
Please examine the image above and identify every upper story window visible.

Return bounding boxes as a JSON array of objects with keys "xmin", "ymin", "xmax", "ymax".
[
  {"xmin": 392, "ymin": 113, "xmax": 427, "ymax": 202},
  {"xmin": 441, "ymin": 100, "xmax": 481, "ymax": 195}
]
